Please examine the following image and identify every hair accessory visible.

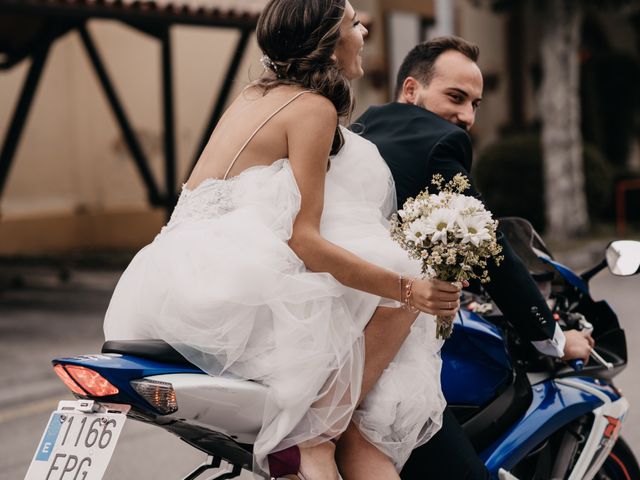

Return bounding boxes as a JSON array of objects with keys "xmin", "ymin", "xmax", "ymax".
[
  {"xmin": 260, "ymin": 53, "xmax": 291, "ymax": 79},
  {"xmin": 260, "ymin": 53, "xmax": 277, "ymax": 72}
]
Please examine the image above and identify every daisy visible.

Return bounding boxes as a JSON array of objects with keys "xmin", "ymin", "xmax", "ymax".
[
  {"xmin": 406, "ymin": 219, "xmax": 429, "ymax": 244},
  {"xmin": 451, "ymin": 194, "xmax": 484, "ymax": 213},
  {"xmin": 424, "ymin": 208, "xmax": 457, "ymax": 245},
  {"xmin": 457, "ymin": 215, "xmax": 492, "ymax": 247}
]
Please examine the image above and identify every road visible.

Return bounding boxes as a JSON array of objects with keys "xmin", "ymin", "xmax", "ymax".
[
  {"xmin": 0, "ymin": 269, "xmax": 210, "ymax": 480},
  {"xmin": 0, "ymin": 262, "xmax": 638, "ymax": 479}
]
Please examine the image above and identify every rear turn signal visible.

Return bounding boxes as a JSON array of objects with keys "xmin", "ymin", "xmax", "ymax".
[
  {"xmin": 130, "ymin": 379, "xmax": 178, "ymax": 415},
  {"xmin": 64, "ymin": 365, "xmax": 119, "ymax": 397}
]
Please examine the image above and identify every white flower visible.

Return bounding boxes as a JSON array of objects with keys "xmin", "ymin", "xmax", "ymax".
[
  {"xmin": 457, "ymin": 215, "xmax": 492, "ymax": 247},
  {"xmin": 430, "ymin": 192, "xmax": 449, "ymax": 208},
  {"xmin": 464, "ymin": 204, "xmax": 493, "ymax": 222},
  {"xmin": 424, "ymin": 208, "xmax": 457, "ymax": 245},
  {"xmin": 451, "ymin": 194, "xmax": 484, "ymax": 213},
  {"xmin": 406, "ymin": 219, "xmax": 429, "ymax": 244},
  {"xmin": 399, "ymin": 203, "xmax": 421, "ymax": 221}
]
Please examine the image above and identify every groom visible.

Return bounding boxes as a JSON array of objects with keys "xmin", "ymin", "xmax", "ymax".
[{"xmin": 354, "ymin": 36, "xmax": 594, "ymax": 479}]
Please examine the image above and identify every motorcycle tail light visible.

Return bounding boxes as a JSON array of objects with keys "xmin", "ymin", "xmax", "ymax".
[
  {"xmin": 130, "ymin": 379, "xmax": 178, "ymax": 415},
  {"xmin": 53, "ymin": 364, "xmax": 87, "ymax": 396},
  {"xmin": 64, "ymin": 365, "xmax": 119, "ymax": 397}
]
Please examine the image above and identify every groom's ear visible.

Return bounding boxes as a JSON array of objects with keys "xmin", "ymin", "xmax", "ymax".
[{"xmin": 399, "ymin": 77, "xmax": 420, "ymax": 104}]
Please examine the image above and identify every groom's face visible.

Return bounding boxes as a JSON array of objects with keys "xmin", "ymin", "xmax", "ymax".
[{"xmin": 410, "ymin": 50, "xmax": 483, "ymax": 131}]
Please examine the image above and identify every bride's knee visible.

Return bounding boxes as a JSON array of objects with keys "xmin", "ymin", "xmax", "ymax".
[
  {"xmin": 335, "ymin": 421, "xmax": 398, "ymax": 477},
  {"xmin": 335, "ymin": 421, "xmax": 372, "ymax": 455}
]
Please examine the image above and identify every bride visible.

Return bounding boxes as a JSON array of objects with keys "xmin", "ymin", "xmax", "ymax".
[{"xmin": 104, "ymin": 0, "xmax": 462, "ymax": 478}]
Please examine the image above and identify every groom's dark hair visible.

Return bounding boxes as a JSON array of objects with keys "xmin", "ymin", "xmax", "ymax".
[{"xmin": 394, "ymin": 36, "xmax": 480, "ymax": 99}]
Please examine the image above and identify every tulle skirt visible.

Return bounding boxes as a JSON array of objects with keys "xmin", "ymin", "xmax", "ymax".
[{"xmin": 104, "ymin": 129, "xmax": 445, "ymax": 474}]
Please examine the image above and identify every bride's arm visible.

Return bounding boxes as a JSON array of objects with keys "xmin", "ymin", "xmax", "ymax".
[{"xmin": 286, "ymin": 94, "xmax": 460, "ymax": 316}]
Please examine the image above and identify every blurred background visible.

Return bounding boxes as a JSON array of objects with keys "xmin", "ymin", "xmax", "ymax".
[{"xmin": 0, "ymin": 0, "xmax": 639, "ymax": 478}]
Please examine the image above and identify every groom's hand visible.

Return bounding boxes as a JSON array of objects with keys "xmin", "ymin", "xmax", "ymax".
[{"xmin": 561, "ymin": 329, "xmax": 595, "ymax": 364}]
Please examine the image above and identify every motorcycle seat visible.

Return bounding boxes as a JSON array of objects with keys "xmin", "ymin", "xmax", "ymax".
[{"xmin": 102, "ymin": 339, "xmax": 197, "ymax": 367}]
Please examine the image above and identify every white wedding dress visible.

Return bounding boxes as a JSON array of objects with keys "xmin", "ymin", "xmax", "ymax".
[{"xmin": 104, "ymin": 94, "xmax": 445, "ymax": 473}]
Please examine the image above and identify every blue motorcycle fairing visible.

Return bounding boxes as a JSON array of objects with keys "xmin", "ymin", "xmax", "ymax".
[
  {"xmin": 480, "ymin": 376, "xmax": 621, "ymax": 476},
  {"xmin": 441, "ymin": 310, "xmax": 512, "ymax": 406},
  {"xmin": 539, "ymin": 257, "xmax": 589, "ymax": 294},
  {"xmin": 53, "ymin": 354, "xmax": 204, "ymax": 414}
]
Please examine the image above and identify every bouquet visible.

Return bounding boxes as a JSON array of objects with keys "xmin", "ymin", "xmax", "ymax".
[{"xmin": 390, "ymin": 174, "xmax": 504, "ymax": 339}]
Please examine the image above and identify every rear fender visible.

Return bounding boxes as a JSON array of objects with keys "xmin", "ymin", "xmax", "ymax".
[
  {"xmin": 151, "ymin": 373, "xmax": 268, "ymax": 444},
  {"xmin": 53, "ymin": 354, "xmax": 202, "ymax": 415}
]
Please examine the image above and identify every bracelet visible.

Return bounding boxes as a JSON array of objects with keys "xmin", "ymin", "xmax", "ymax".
[
  {"xmin": 398, "ymin": 275, "xmax": 404, "ymax": 304},
  {"xmin": 404, "ymin": 277, "xmax": 415, "ymax": 311}
]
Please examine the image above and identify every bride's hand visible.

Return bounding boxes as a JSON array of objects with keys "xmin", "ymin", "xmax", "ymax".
[{"xmin": 408, "ymin": 278, "xmax": 467, "ymax": 317}]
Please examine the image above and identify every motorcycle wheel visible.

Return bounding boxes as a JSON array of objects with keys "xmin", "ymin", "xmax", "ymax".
[{"xmin": 595, "ymin": 438, "xmax": 640, "ymax": 480}]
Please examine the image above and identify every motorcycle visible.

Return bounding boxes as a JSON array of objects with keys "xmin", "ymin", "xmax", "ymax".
[
  {"xmin": 25, "ymin": 217, "xmax": 640, "ymax": 480},
  {"xmin": 439, "ymin": 218, "xmax": 640, "ymax": 480}
]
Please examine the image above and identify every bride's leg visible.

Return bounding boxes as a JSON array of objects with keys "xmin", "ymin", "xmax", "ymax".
[
  {"xmin": 335, "ymin": 420, "xmax": 399, "ymax": 480},
  {"xmin": 296, "ymin": 306, "xmax": 416, "ymax": 479},
  {"xmin": 297, "ymin": 441, "xmax": 339, "ymax": 480},
  {"xmin": 359, "ymin": 306, "xmax": 419, "ymax": 405},
  {"xmin": 332, "ymin": 306, "xmax": 418, "ymax": 479}
]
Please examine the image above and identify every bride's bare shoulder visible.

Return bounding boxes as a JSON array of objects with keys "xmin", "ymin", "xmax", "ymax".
[
  {"xmin": 246, "ymin": 83, "xmax": 334, "ymax": 109},
  {"xmin": 282, "ymin": 90, "xmax": 337, "ymax": 130},
  {"xmin": 292, "ymin": 90, "xmax": 335, "ymax": 114}
]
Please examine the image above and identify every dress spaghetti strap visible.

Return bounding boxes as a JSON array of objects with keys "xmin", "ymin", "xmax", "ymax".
[{"xmin": 222, "ymin": 90, "xmax": 313, "ymax": 180}]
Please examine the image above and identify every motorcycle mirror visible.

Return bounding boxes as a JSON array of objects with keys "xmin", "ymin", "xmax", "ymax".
[{"xmin": 606, "ymin": 240, "xmax": 640, "ymax": 276}]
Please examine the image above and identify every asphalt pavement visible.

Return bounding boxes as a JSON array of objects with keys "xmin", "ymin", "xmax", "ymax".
[
  {"xmin": 0, "ymin": 257, "xmax": 638, "ymax": 479},
  {"xmin": 0, "ymin": 268, "xmax": 212, "ymax": 480}
]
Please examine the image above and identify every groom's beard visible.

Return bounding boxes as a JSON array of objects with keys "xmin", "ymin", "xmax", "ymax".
[{"xmin": 413, "ymin": 96, "xmax": 469, "ymax": 131}]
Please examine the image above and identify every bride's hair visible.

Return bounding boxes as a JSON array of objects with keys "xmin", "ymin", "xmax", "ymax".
[{"xmin": 256, "ymin": 0, "xmax": 353, "ymax": 154}]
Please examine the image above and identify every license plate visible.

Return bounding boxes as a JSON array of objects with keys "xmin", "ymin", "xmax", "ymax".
[{"xmin": 25, "ymin": 400, "xmax": 129, "ymax": 480}]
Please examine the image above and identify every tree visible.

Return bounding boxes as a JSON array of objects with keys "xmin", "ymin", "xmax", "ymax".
[
  {"xmin": 473, "ymin": 0, "xmax": 632, "ymax": 239},
  {"xmin": 539, "ymin": 1, "xmax": 588, "ymax": 239}
]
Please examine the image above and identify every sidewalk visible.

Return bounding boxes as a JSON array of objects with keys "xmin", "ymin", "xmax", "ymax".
[{"xmin": 545, "ymin": 224, "xmax": 640, "ymax": 270}]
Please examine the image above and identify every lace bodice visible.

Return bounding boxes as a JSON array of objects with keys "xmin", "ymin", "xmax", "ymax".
[
  {"xmin": 158, "ymin": 158, "xmax": 295, "ymax": 239},
  {"xmin": 161, "ymin": 179, "xmax": 237, "ymax": 233}
]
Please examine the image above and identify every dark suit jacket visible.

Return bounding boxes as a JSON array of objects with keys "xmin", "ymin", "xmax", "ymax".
[{"xmin": 354, "ymin": 102, "xmax": 557, "ymax": 344}]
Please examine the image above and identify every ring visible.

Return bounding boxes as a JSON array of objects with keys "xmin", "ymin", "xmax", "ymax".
[{"xmin": 448, "ymin": 301, "xmax": 452, "ymax": 309}]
